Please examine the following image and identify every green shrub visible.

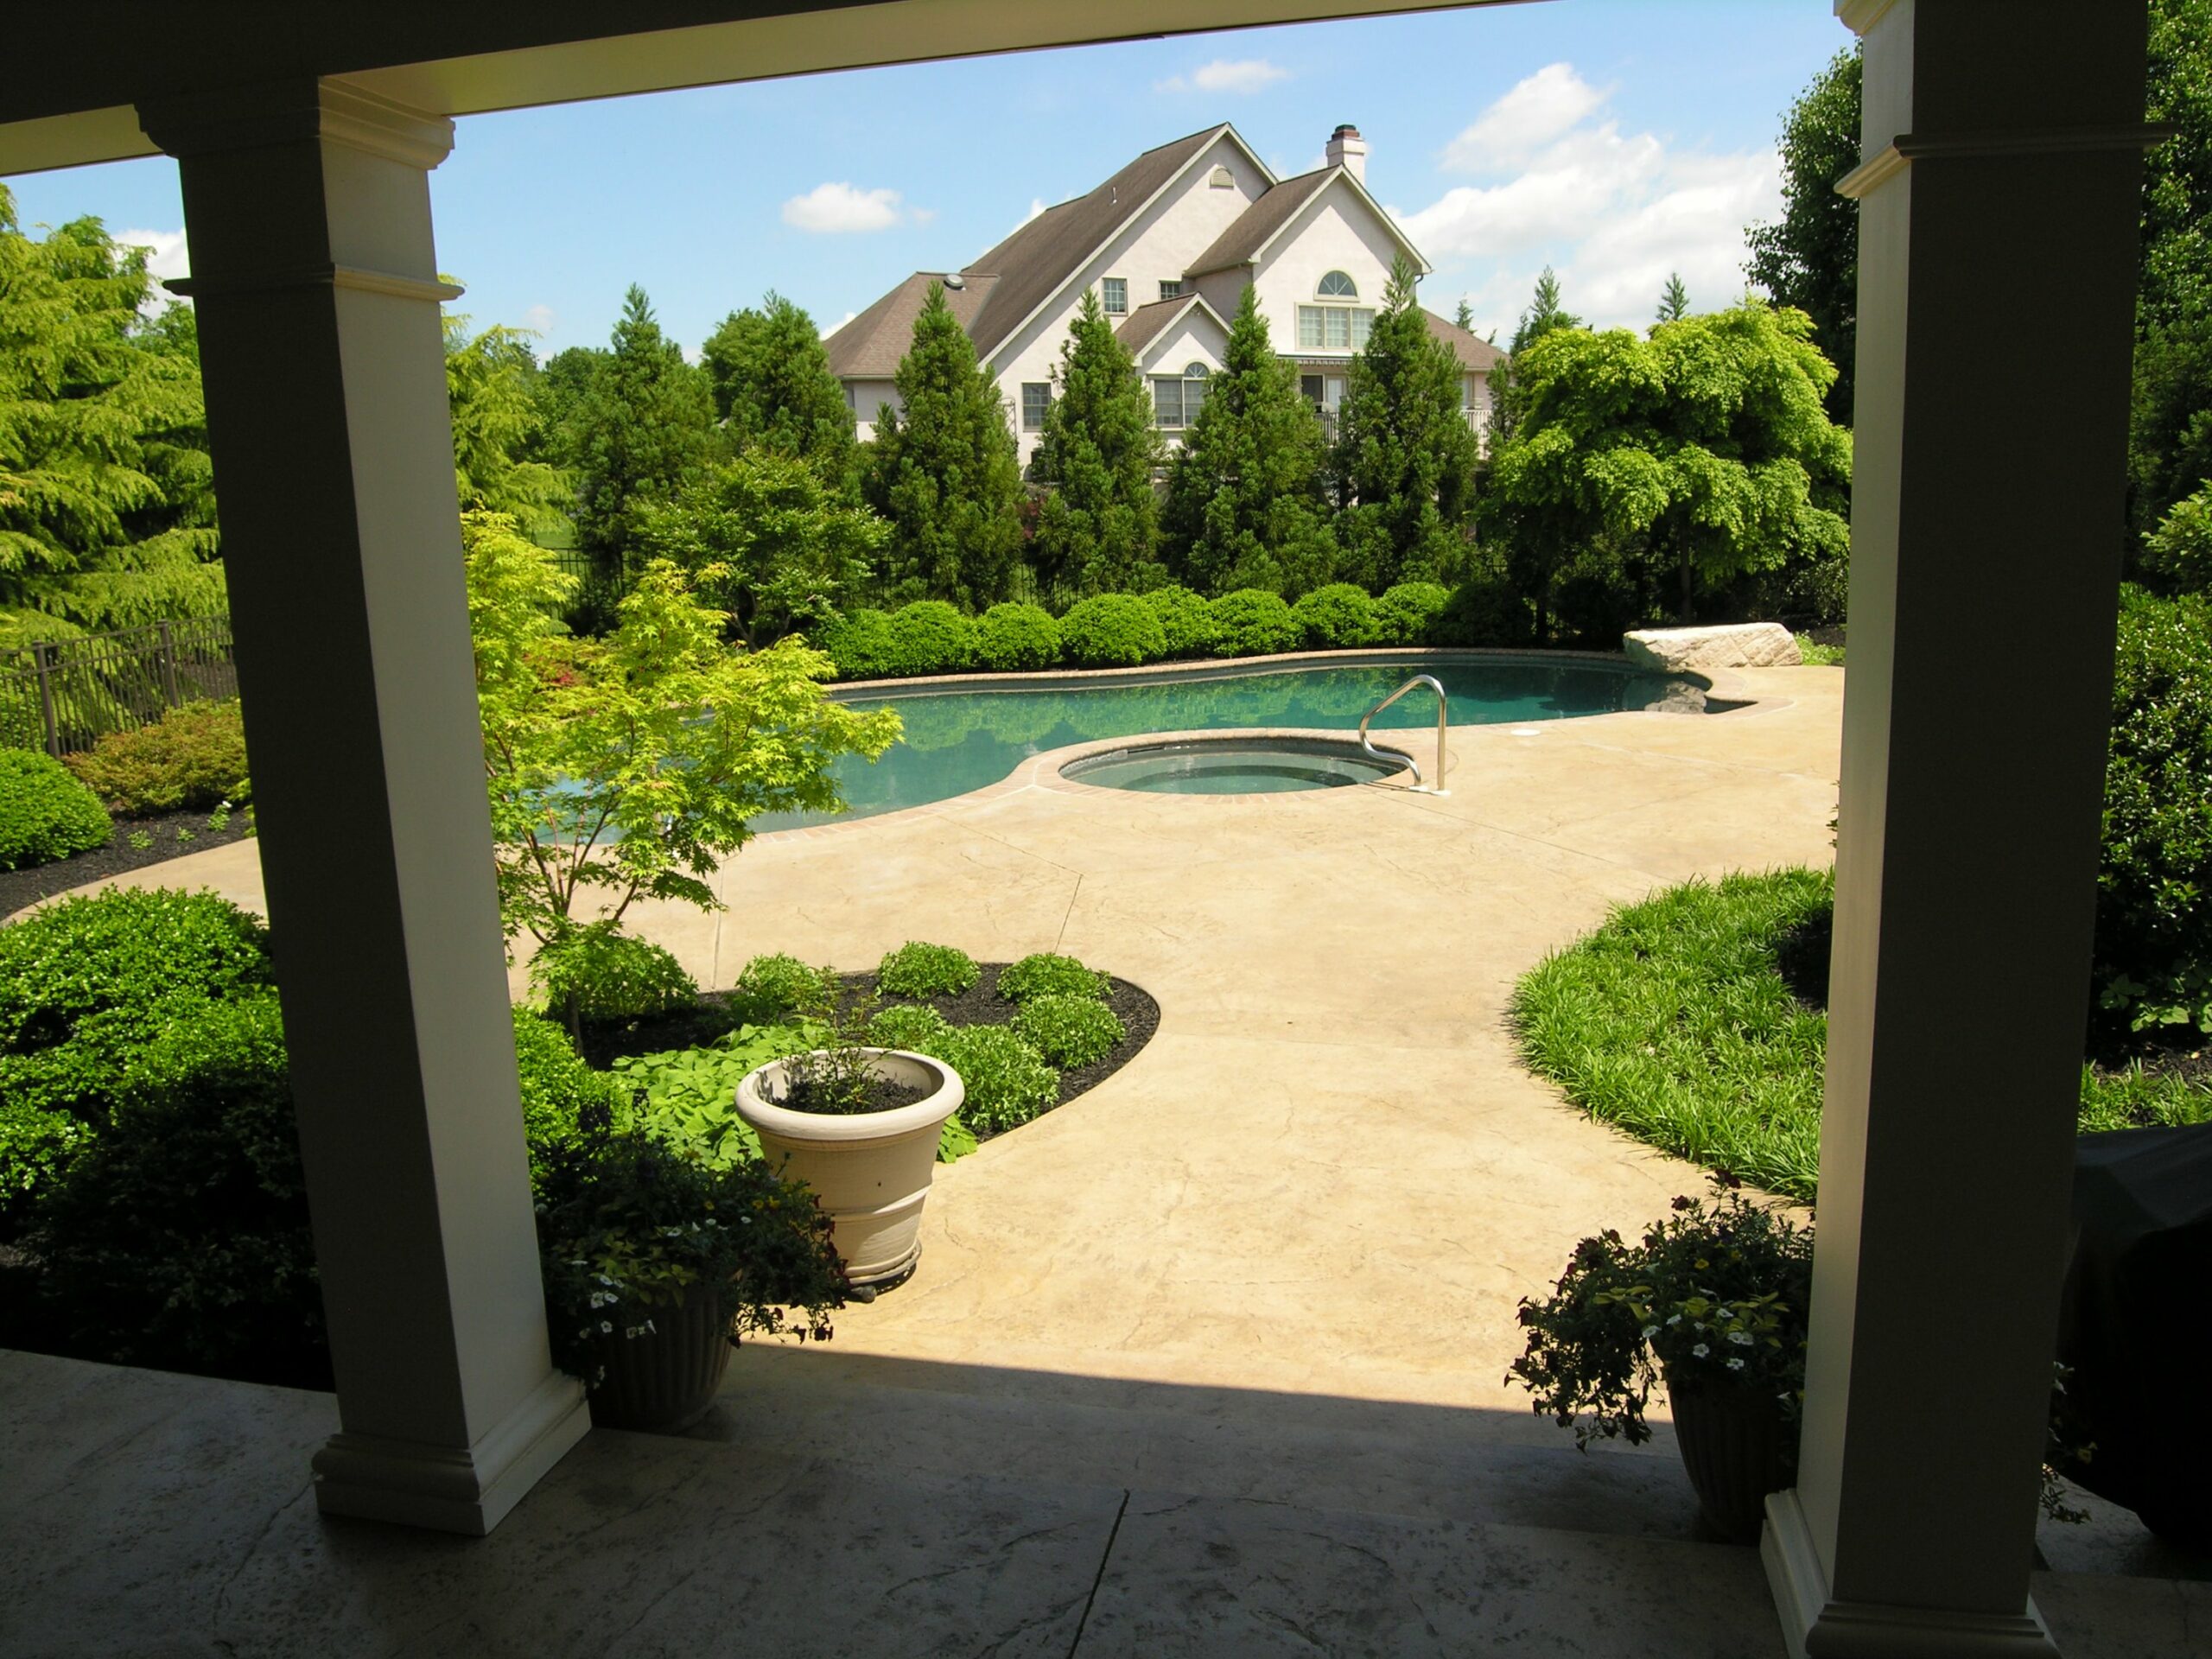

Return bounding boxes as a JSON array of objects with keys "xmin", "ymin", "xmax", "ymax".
[
  {"xmin": 887, "ymin": 601, "xmax": 978, "ymax": 677},
  {"xmin": 512, "ymin": 1008, "xmax": 628, "ymax": 1170},
  {"xmin": 528, "ymin": 924, "xmax": 698, "ymax": 1023},
  {"xmin": 975, "ymin": 603, "xmax": 1062, "ymax": 671},
  {"xmin": 933, "ymin": 1024, "xmax": 1058, "ymax": 1135},
  {"xmin": 1430, "ymin": 573, "xmax": 1530, "ymax": 646},
  {"xmin": 1144, "ymin": 585, "xmax": 1221, "ymax": 658},
  {"xmin": 1208, "ymin": 589, "xmax": 1301, "ymax": 657},
  {"xmin": 0, "ymin": 749, "xmax": 111, "ymax": 871},
  {"xmin": 1058, "ymin": 594, "xmax": 1167, "ymax": 669},
  {"xmin": 1013, "ymin": 993, "xmax": 1126, "ymax": 1068},
  {"xmin": 2097, "ymin": 587, "xmax": 2212, "ymax": 1001},
  {"xmin": 2140, "ymin": 484, "xmax": 2212, "ymax": 595},
  {"xmin": 729, "ymin": 952, "xmax": 837, "ymax": 1024},
  {"xmin": 63, "ymin": 699, "xmax": 250, "ymax": 813},
  {"xmin": 877, "ymin": 940, "xmax": 981, "ymax": 996},
  {"xmin": 0, "ymin": 1099, "xmax": 92, "ymax": 1242},
  {"xmin": 1290, "ymin": 582, "xmax": 1380, "ymax": 649},
  {"xmin": 818, "ymin": 608, "xmax": 901, "ymax": 680},
  {"xmin": 868, "ymin": 1002, "xmax": 955, "ymax": 1051},
  {"xmin": 0, "ymin": 887, "xmax": 274, "ymax": 1118},
  {"xmin": 16, "ymin": 992, "xmax": 331, "ymax": 1389},
  {"xmin": 996, "ymin": 951, "xmax": 1109, "ymax": 1003},
  {"xmin": 1374, "ymin": 582, "xmax": 1452, "ymax": 646}
]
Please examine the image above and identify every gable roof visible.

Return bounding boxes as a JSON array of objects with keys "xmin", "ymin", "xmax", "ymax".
[
  {"xmin": 1183, "ymin": 168, "xmax": 1333, "ymax": 278},
  {"xmin": 1422, "ymin": 308, "xmax": 1504, "ymax": 374},
  {"xmin": 1115, "ymin": 292, "xmax": 1232, "ymax": 365},
  {"xmin": 961, "ymin": 124, "xmax": 1260, "ymax": 361},
  {"xmin": 823, "ymin": 270, "xmax": 997, "ymax": 379}
]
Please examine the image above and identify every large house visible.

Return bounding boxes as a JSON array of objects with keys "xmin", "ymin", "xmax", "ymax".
[{"xmin": 825, "ymin": 123, "xmax": 1500, "ymax": 465}]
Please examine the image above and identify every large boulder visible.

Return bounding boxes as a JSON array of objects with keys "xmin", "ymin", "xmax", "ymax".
[{"xmin": 1622, "ymin": 622, "xmax": 1802, "ymax": 673}]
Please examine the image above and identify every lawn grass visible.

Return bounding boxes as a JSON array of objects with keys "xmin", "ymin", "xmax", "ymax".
[{"xmin": 1510, "ymin": 868, "xmax": 2211, "ymax": 1202}]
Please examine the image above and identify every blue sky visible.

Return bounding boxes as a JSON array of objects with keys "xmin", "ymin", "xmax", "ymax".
[{"xmin": 5, "ymin": 2, "xmax": 1849, "ymax": 357}]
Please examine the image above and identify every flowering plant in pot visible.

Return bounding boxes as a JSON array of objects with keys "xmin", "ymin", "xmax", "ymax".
[
  {"xmin": 1506, "ymin": 1175, "xmax": 1812, "ymax": 1543},
  {"xmin": 535, "ymin": 1112, "xmax": 847, "ymax": 1432}
]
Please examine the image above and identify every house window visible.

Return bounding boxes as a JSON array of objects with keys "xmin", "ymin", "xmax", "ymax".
[
  {"xmin": 844, "ymin": 385, "xmax": 856, "ymax": 412},
  {"xmin": 1154, "ymin": 362, "xmax": 1211, "ymax": 429},
  {"xmin": 1022, "ymin": 382, "xmax": 1052, "ymax": 431},
  {"xmin": 1159, "ymin": 279, "xmax": 1185, "ymax": 302},
  {"xmin": 1297, "ymin": 303, "xmax": 1376, "ymax": 351},
  {"xmin": 1300, "ymin": 373, "xmax": 1325, "ymax": 406},
  {"xmin": 1318, "ymin": 270, "xmax": 1358, "ymax": 298},
  {"xmin": 1102, "ymin": 276, "xmax": 1128, "ymax": 315}
]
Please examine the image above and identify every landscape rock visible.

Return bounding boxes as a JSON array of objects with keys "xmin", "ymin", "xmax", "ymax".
[{"xmin": 1622, "ymin": 622, "xmax": 1802, "ymax": 673}]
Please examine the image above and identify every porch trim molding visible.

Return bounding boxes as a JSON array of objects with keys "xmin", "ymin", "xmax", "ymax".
[
  {"xmin": 1838, "ymin": 122, "xmax": 2171, "ymax": 200},
  {"xmin": 1763, "ymin": 1491, "xmax": 2057, "ymax": 1659}
]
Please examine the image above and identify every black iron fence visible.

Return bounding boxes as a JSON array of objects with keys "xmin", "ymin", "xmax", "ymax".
[{"xmin": 0, "ymin": 617, "xmax": 238, "ymax": 757}]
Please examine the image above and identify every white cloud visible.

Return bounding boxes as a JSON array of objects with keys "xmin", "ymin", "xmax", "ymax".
[
  {"xmin": 1392, "ymin": 63, "xmax": 1778, "ymax": 338},
  {"xmin": 780, "ymin": 181, "xmax": 909, "ymax": 233},
  {"xmin": 118, "ymin": 227, "xmax": 189, "ymax": 312},
  {"xmin": 1155, "ymin": 58, "xmax": 1290, "ymax": 96},
  {"xmin": 521, "ymin": 302, "xmax": 556, "ymax": 336},
  {"xmin": 820, "ymin": 311, "xmax": 857, "ymax": 339}
]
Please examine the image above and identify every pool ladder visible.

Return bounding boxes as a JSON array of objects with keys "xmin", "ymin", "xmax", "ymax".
[{"xmin": 1357, "ymin": 674, "xmax": 1449, "ymax": 795}]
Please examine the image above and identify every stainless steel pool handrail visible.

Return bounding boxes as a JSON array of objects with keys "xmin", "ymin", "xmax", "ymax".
[{"xmin": 1357, "ymin": 675, "xmax": 1449, "ymax": 795}]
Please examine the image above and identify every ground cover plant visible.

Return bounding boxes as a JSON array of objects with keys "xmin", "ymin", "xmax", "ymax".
[
  {"xmin": 0, "ymin": 749, "xmax": 112, "ymax": 872},
  {"xmin": 62, "ymin": 698, "xmax": 248, "ymax": 813},
  {"xmin": 1513, "ymin": 869, "xmax": 2212, "ymax": 1203}
]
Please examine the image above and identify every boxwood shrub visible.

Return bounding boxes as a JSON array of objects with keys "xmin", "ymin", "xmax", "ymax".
[
  {"xmin": 1291, "ymin": 583, "xmax": 1380, "ymax": 649},
  {"xmin": 64, "ymin": 699, "xmax": 250, "ymax": 814},
  {"xmin": 1374, "ymin": 582, "xmax": 1452, "ymax": 646},
  {"xmin": 1058, "ymin": 594, "xmax": 1167, "ymax": 669},
  {"xmin": 528, "ymin": 924, "xmax": 697, "ymax": 1023},
  {"xmin": 931, "ymin": 1024, "xmax": 1058, "ymax": 1135},
  {"xmin": 730, "ymin": 952, "xmax": 837, "ymax": 1024},
  {"xmin": 996, "ymin": 951, "xmax": 1109, "ymax": 1003},
  {"xmin": 1144, "ymin": 585, "xmax": 1221, "ymax": 659},
  {"xmin": 975, "ymin": 602, "xmax": 1062, "ymax": 671},
  {"xmin": 1012, "ymin": 992, "xmax": 1125, "ymax": 1069},
  {"xmin": 1208, "ymin": 588, "xmax": 1302, "ymax": 657},
  {"xmin": 878, "ymin": 939, "xmax": 981, "ymax": 996},
  {"xmin": 887, "ymin": 601, "xmax": 978, "ymax": 677},
  {"xmin": 1430, "ymin": 573, "xmax": 1530, "ymax": 647},
  {"xmin": 0, "ymin": 748, "xmax": 112, "ymax": 872},
  {"xmin": 818, "ymin": 608, "xmax": 901, "ymax": 680}
]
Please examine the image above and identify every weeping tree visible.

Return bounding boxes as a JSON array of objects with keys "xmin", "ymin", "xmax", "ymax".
[
  {"xmin": 1160, "ymin": 285, "xmax": 1337, "ymax": 597},
  {"xmin": 444, "ymin": 311, "xmax": 571, "ymax": 535},
  {"xmin": 0, "ymin": 187, "xmax": 219, "ymax": 641},
  {"xmin": 1027, "ymin": 289, "xmax": 1164, "ymax": 601}
]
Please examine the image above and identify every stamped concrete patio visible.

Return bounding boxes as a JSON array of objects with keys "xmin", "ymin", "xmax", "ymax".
[{"xmin": 9, "ymin": 662, "xmax": 2205, "ymax": 1656}]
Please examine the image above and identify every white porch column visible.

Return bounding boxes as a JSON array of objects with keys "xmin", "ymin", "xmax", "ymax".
[
  {"xmin": 1764, "ymin": 3, "xmax": 2152, "ymax": 1653},
  {"xmin": 137, "ymin": 79, "xmax": 588, "ymax": 1535}
]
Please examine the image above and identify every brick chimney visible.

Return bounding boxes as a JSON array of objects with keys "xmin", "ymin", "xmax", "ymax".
[{"xmin": 1326, "ymin": 124, "xmax": 1367, "ymax": 185}]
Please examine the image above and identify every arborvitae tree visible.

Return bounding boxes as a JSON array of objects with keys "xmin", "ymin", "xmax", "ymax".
[
  {"xmin": 1331, "ymin": 257, "xmax": 1479, "ymax": 591},
  {"xmin": 569, "ymin": 286, "xmax": 715, "ymax": 581},
  {"xmin": 1160, "ymin": 285, "xmax": 1336, "ymax": 597},
  {"xmin": 862, "ymin": 283, "xmax": 1023, "ymax": 607},
  {"xmin": 1489, "ymin": 266, "xmax": 1584, "ymax": 455},
  {"xmin": 0, "ymin": 188, "xmax": 220, "ymax": 639},
  {"xmin": 1453, "ymin": 297, "xmax": 1476, "ymax": 332},
  {"xmin": 700, "ymin": 291, "xmax": 856, "ymax": 484},
  {"xmin": 1745, "ymin": 47, "xmax": 1861, "ymax": 425},
  {"xmin": 444, "ymin": 312, "xmax": 571, "ymax": 535},
  {"xmin": 1656, "ymin": 273, "xmax": 1690, "ymax": 325},
  {"xmin": 1027, "ymin": 290, "xmax": 1164, "ymax": 601}
]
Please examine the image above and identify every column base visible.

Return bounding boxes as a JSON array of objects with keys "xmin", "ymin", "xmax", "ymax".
[
  {"xmin": 312, "ymin": 1370, "xmax": 589, "ymax": 1535},
  {"xmin": 1763, "ymin": 1489, "xmax": 2056, "ymax": 1659}
]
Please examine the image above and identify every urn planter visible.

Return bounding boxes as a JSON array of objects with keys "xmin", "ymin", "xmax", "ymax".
[
  {"xmin": 1665, "ymin": 1367, "xmax": 1793, "ymax": 1544},
  {"xmin": 585, "ymin": 1281, "xmax": 733, "ymax": 1433},
  {"xmin": 735, "ymin": 1047, "xmax": 963, "ymax": 1291}
]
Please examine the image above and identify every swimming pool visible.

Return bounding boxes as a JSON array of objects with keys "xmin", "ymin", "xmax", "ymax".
[{"xmin": 750, "ymin": 655, "xmax": 1702, "ymax": 832}]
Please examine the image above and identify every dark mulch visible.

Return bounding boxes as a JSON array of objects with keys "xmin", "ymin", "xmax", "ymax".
[
  {"xmin": 0, "ymin": 809, "xmax": 255, "ymax": 919},
  {"xmin": 578, "ymin": 961, "xmax": 1162, "ymax": 1114},
  {"xmin": 1802, "ymin": 623, "xmax": 1847, "ymax": 651}
]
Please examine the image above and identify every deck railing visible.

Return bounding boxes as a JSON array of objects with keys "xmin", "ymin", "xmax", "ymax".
[{"xmin": 0, "ymin": 616, "xmax": 238, "ymax": 757}]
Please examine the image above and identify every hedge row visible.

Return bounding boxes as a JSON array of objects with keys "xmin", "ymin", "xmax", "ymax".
[{"xmin": 811, "ymin": 579, "xmax": 1527, "ymax": 683}]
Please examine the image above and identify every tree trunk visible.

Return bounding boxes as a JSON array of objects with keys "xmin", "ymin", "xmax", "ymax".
[{"xmin": 1677, "ymin": 550, "xmax": 1694, "ymax": 623}]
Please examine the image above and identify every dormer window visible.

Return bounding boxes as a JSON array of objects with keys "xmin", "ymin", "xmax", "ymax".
[{"xmin": 1298, "ymin": 272, "xmax": 1376, "ymax": 352}]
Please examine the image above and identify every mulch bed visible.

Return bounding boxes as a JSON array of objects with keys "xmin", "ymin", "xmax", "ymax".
[
  {"xmin": 577, "ymin": 961, "xmax": 1161, "ymax": 1113},
  {"xmin": 0, "ymin": 809, "xmax": 255, "ymax": 919}
]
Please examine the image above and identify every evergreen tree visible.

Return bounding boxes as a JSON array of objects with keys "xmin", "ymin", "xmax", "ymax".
[
  {"xmin": 1453, "ymin": 297, "xmax": 1476, "ymax": 332},
  {"xmin": 2131, "ymin": 0, "xmax": 2212, "ymax": 549},
  {"xmin": 569, "ymin": 286, "xmax": 715, "ymax": 581},
  {"xmin": 1160, "ymin": 286, "xmax": 1336, "ymax": 597},
  {"xmin": 862, "ymin": 283, "xmax": 1023, "ymax": 607},
  {"xmin": 1027, "ymin": 290, "xmax": 1164, "ymax": 601},
  {"xmin": 1745, "ymin": 47, "xmax": 1861, "ymax": 425},
  {"xmin": 700, "ymin": 292, "xmax": 856, "ymax": 484},
  {"xmin": 444, "ymin": 312, "xmax": 571, "ymax": 534},
  {"xmin": 1489, "ymin": 266, "xmax": 1584, "ymax": 455},
  {"xmin": 0, "ymin": 188, "xmax": 220, "ymax": 639},
  {"xmin": 1331, "ymin": 257, "xmax": 1479, "ymax": 591},
  {"xmin": 1656, "ymin": 273, "xmax": 1690, "ymax": 325}
]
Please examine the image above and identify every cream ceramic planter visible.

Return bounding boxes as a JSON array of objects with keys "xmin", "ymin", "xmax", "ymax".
[{"xmin": 734, "ymin": 1048, "xmax": 963, "ymax": 1291}]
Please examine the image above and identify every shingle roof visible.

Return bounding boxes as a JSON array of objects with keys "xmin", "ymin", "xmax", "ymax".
[
  {"xmin": 1422, "ymin": 308, "xmax": 1505, "ymax": 373},
  {"xmin": 1114, "ymin": 295, "xmax": 1201, "ymax": 358},
  {"xmin": 1182, "ymin": 168, "xmax": 1334, "ymax": 278},
  {"xmin": 960, "ymin": 125, "xmax": 1229, "ymax": 358},
  {"xmin": 823, "ymin": 270, "xmax": 997, "ymax": 379}
]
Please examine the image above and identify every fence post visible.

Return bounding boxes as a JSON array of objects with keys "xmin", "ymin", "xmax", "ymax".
[
  {"xmin": 34, "ymin": 643, "xmax": 60, "ymax": 759},
  {"xmin": 157, "ymin": 619, "xmax": 180, "ymax": 709}
]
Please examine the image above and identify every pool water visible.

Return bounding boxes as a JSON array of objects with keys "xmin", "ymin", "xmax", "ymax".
[
  {"xmin": 752, "ymin": 657, "xmax": 1697, "ymax": 832},
  {"xmin": 1063, "ymin": 737, "xmax": 1408, "ymax": 795}
]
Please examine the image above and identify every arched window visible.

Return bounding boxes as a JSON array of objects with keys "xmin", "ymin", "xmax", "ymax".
[
  {"xmin": 1317, "ymin": 270, "xmax": 1358, "ymax": 298},
  {"xmin": 1154, "ymin": 361, "xmax": 1213, "ymax": 429},
  {"xmin": 1299, "ymin": 272, "xmax": 1376, "ymax": 352}
]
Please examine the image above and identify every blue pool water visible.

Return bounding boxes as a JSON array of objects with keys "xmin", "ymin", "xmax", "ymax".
[{"xmin": 751, "ymin": 657, "xmax": 1700, "ymax": 832}]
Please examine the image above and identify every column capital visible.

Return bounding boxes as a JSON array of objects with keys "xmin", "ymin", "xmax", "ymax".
[
  {"xmin": 137, "ymin": 77, "xmax": 452, "ymax": 170},
  {"xmin": 1834, "ymin": 0, "xmax": 1901, "ymax": 37}
]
